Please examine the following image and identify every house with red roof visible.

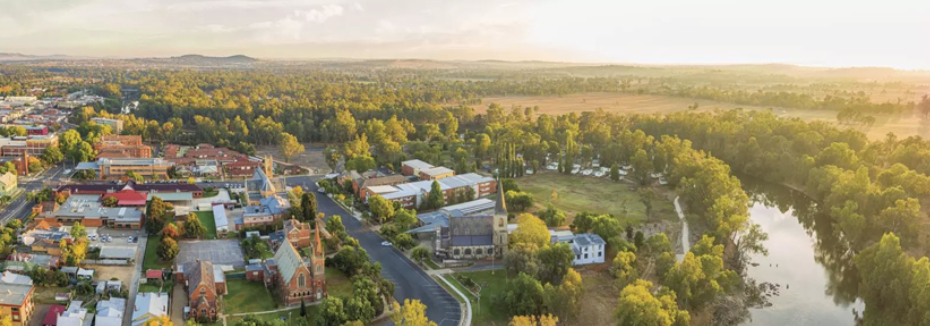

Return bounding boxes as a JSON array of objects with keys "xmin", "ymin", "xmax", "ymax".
[{"xmin": 42, "ymin": 304, "xmax": 66, "ymax": 326}]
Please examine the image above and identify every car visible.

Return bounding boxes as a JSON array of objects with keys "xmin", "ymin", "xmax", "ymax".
[
  {"xmin": 571, "ymin": 167, "xmax": 580, "ymax": 174},
  {"xmin": 88, "ymin": 234, "xmax": 97, "ymax": 241},
  {"xmin": 381, "ymin": 241, "xmax": 392, "ymax": 247},
  {"xmin": 318, "ymin": 187, "xmax": 326, "ymax": 193},
  {"xmin": 127, "ymin": 236, "xmax": 134, "ymax": 243},
  {"xmin": 64, "ymin": 169, "xmax": 72, "ymax": 174},
  {"xmin": 582, "ymin": 169, "xmax": 593, "ymax": 176}
]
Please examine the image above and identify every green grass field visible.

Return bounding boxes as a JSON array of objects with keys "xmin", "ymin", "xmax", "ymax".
[
  {"xmin": 225, "ymin": 307, "xmax": 316, "ymax": 325},
  {"xmin": 143, "ymin": 236, "xmax": 172, "ymax": 271},
  {"xmin": 224, "ymin": 279, "xmax": 277, "ymax": 314},
  {"xmin": 324, "ymin": 269, "xmax": 353, "ymax": 300},
  {"xmin": 451, "ymin": 270, "xmax": 509, "ymax": 325},
  {"xmin": 195, "ymin": 211, "xmax": 218, "ymax": 239},
  {"xmin": 517, "ymin": 172, "xmax": 677, "ymax": 225}
]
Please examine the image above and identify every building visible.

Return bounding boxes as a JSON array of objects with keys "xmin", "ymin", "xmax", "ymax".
[
  {"xmin": 94, "ymin": 135, "xmax": 152, "ymax": 159},
  {"xmin": 418, "ymin": 166, "xmax": 455, "ymax": 181},
  {"xmin": 42, "ymin": 305, "xmax": 66, "ymax": 326},
  {"xmin": 237, "ymin": 194, "xmax": 289, "ymax": 230},
  {"xmin": 100, "ymin": 189, "xmax": 148, "ymax": 207},
  {"xmin": 91, "ymin": 117, "xmax": 123, "ymax": 134},
  {"xmin": 56, "ymin": 181, "xmax": 204, "ymax": 199},
  {"xmin": 407, "ymin": 199, "xmax": 496, "ymax": 235},
  {"xmin": 270, "ymin": 219, "xmax": 312, "ymax": 249},
  {"xmin": 0, "ymin": 283, "xmax": 35, "ymax": 326},
  {"xmin": 185, "ymin": 260, "xmax": 220, "ymax": 321},
  {"xmin": 0, "ymin": 134, "xmax": 59, "ymax": 157},
  {"xmin": 56, "ymin": 301, "xmax": 88, "ymax": 326},
  {"xmin": 224, "ymin": 157, "xmax": 263, "ymax": 178},
  {"xmin": 372, "ymin": 173, "xmax": 496, "ymax": 209},
  {"xmin": 401, "ymin": 159, "xmax": 434, "ymax": 176},
  {"xmin": 93, "ymin": 158, "xmax": 171, "ymax": 180},
  {"xmin": 212, "ymin": 205, "xmax": 229, "ymax": 236},
  {"xmin": 354, "ymin": 175, "xmax": 408, "ymax": 200},
  {"xmin": 0, "ymin": 172, "xmax": 17, "ymax": 196},
  {"xmin": 271, "ymin": 229, "xmax": 326, "ymax": 305},
  {"xmin": 130, "ymin": 292, "xmax": 168, "ymax": 326},
  {"xmin": 570, "ymin": 233, "xmax": 606, "ymax": 265},
  {"xmin": 40, "ymin": 194, "xmax": 144, "ymax": 229},
  {"xmin": 0, "ymin": 272, "xmax": 32, "ymax": 286},
  {"xmin": 95, "ymin": 298, "xmax": 126, "ymax": 326},
  {"xmin": 437, "ymin": 182, "xmax": 508, "ymax": 260}
]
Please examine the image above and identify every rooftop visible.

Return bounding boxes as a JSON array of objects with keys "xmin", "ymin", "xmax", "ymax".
[
  {"xmin": 402, "ymin": 159, "xmax": 433, "ymax": 170},
  {"xmin": 0, "ymin": 283, "xmax": 33, "ymax": 305},
  {"xmin": 421, "ymin": 166, "xmax": 454, "ymax": 176}
]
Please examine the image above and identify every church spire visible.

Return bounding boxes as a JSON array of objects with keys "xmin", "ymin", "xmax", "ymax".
[
  {"xmin": 314, "ymin": 219, "xmax": 323, "ymax": 256},
  {"xmin": 494, "ymin": 178, "xmax": 507, "ymax": 215}
]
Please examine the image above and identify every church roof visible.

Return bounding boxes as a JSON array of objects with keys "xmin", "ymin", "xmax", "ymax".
[
  {"xmin": 273, "ymin": 239, "xmax": 307, "ymax": 285},
  {"xmin": 494, "ymin": 179, "xmax": 507, "ymax": 215}
]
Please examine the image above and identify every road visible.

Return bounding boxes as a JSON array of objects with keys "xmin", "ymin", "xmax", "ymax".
[
  {"xmin": 0, "ymin": 164, "xmax": 68, "ymax": 224},
  {"xmin": 283, "ymin": 175, "xmax": 463, "ymax": 326}
]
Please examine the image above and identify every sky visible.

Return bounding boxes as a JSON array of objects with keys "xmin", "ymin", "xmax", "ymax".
[{"xmin": 1, "ymin": 0, "xmax": 928, "ymax": 69}]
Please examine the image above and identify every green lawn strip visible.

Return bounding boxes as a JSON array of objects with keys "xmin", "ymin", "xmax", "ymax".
[
  {"xmin": 224, "ymin": 279, "xmax": 277, "ymax": 314},
  {"xmin": 425, "ymin": 259, "xmax": 440, "ymax": 270},
  {"xmin": 518, "ymin": 172, "xmax": 678, "ymax": 224},
  {"xmin": 143, "ymin": 236, "xmax": 171, "ymax": 271},
  {"xmin": 195, "ymin": 211, "xmax": 218, "ymax": 239},
  {"xmin": 226, "ymin": 307, "xmax": 316, "ymax": 325},
  {"xmin": 324, "ymin": 269, "xmax": 353, "ymax": 300},
  {"xmin": 453, "ymin": 270, "xmax": 510, "ymax": 325},
  {"xmin": 138, "ymin": 284, "xmax": 161, "ymax": 293},
  {"xmin": 432, "ymin": 277, "xmax": 465, "ymax": 304}
]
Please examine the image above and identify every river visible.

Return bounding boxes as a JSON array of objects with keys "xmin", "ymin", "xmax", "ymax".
[{"xmin": 738, "ymin": 178, "xmax": 864, "ymax": 326}]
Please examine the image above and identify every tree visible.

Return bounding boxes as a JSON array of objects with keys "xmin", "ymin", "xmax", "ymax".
[
  {"xmin": 0, "ymin": 310, "xmax": 12, "ymax": 326},
  {"xmin": 300, "ymin": 298, "xmax": 307, "ymax": 317},
  {"xmin": 41, "ymin": 146, "xmax": 64, "ymax": 165},
  {"xmin": 426, "ymin": 181, "xmax": 444, "ymax": 210},
  {"xmin": 611, "ymin": 251, "xmax": 638, "ymax": 287},
  {"xmin": 538, "ymin": 203, "xmax": 566, "ymax": 227},
  {"xmin": 509, "ymin": 315, "xmax": 558, "ymax": 326},
  {"xmin": 69, "ymin": 141, "xmax": 96, "ymax": 163},
  {"xmin": 494, "ymin": 273, "xmax": 545, "ymax": 317},
  {"xmin": 70, "ymin": 222, "xmax": 87, "ymax": 239},
  {"xmin": 536, "ymin": 243, "xmax": 574, "ymax": 284},
  {"xmin": 393, "ymin": 233, "xmax": 416, "ymax": 251},
  {"xmin": 161, "ymin": 223, "xmax": 180, "ymax": 238},
  {"xmin": 146, "ymin": 196, "xmax": 168, "ymax": 235},
  {"xmin": 324, "ymin": 145, "xmax": 343, "ymax": 173},
  {"xmin": 279, "ymin": 132, "xmax": 305, "ymax": 162},
  {"xmin": 610, "ymin": 163, "xmax": 620, "ymax": 181},
  {"xmin": 126, "ymin": 170, "xmax": 144, "ymax": 183},
  {"xmin": 510, "ymin": 214, "xmax": 549, "ymax": 250},
  {"xmin": 326, "ymin": 215, "xmax": 346, "ymax": 237},
  {"xmin": 317, "ymin": 297, "xmax": 348, "ymax": 326},
  {"xmin": 542, "ymin": 268, "xmax": 582, "ymax": 320},
  {"xmin": 102, "ymin": 196, "xmax": 118, "ymax": 207},
  {"xmin": 402, "ymin": 238, "xmax": 430, "ymax": 260},
  {"xmin": 145, "ymin": 315, "xmax": 176, "ymax": 326},
  {"xmin": 631, "ymin": 149, "xmax": 653, "ymax": 185},
  {"xmin": 300, "ymin": 193, "xmax": 318, "ymax": 224},
  {"xmin": 7, "ymin": 219, "xmax": 22, "ymax": 230},
  {"xmin": 505, "ymin": 191, "xmax": 534, "ymax": 212},
  {"xmin": 393, "ymin": 208, "xmax": 417, "ymax": 230},
  {"xmin": 504, "ymin": 245, "xmax": 540, "ymax": 278},
  {"xmin": 183, "ymin": 212, "xmax": 207, "ymax": 239},
  {"xmin": 157, "ymin": 236, "xmax": 179, "ymax": 261},
  {"xmin": 615, "ymin": 279, "xmax": 689, "ymax": 326},
  {"xmin": 368, "ymin": 195, "xmax": 395, "ymax": 223},
  {"xmin": 391, "ymin": 299, "xmax": 438, "ymax": 326}
]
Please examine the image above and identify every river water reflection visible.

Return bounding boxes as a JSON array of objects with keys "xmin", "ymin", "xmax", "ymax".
[{"xmin": 739, "ymin": 178, "xmax": 864, "ymax": 326}]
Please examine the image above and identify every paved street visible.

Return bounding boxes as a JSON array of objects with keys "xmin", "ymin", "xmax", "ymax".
[
  {"xmin": 286, "ymin": 176, "xmax": 463, "ymax": 326},
  {"xmin": 0, "ymin": 164, "xmax": 68, "ymax": 224}
]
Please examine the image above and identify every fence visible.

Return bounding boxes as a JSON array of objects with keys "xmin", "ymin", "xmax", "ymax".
[{"xmin": 83, "ymin": 259, "xmax": 130, "ymax": 266}]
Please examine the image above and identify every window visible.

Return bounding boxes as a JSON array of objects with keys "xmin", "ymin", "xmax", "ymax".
[
  {"xmin": 317, "ymin": 289, "xmax": 323, "ymax": 300},
  {"xmin": 598, "ymin": 251, "xmax": 602, "ymax": 257},
  {"xmin": 317, "ymin": 265, "xmax": 322, "ymax": 273},
  {"xmin": 475, "ymin": 248, "xmax": 483, "ymax": 255},
  {"xmin": 12, "ymin": 316, "xmax": 18, "ymax": 321},
  {"xmin": 464, "ymin": 249, "xmax": 472, "ymax": 255},
  {"xmin": 584, "ymin": 253, "xmax": 588, "ymax": 259},
  {"xmin": 498, "ymin": 218, "xmax": 504, "ymax": 227},
  {"xmin": 200, "ymin": 287, "xmax": 206, "ymax": 295},
  {"xmin": 299, "ymin": 273, "xmax": 306, "ymax": 287},
  {"xmin": 201, "ymin": 308, "xmax": 206, "ymax": 316},
  {"xmin": 453, "ymin": 249, "xmax": 460, "ymax": 256}
]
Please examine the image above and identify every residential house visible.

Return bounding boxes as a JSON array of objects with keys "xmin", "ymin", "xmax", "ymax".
[
  {"xmin": 41, "ymin": 305, "xmax": 66, "ymax": 326},
  {"xmin": 568, "ymin": 233, "xmax": 606, "ymax": 265},
  {"xmin": 130, "ymin": 292, "xmax": 168, "ymax": 326},
  {"xmin": 0, "ymin": 172, "xmax": 16, "ymax": 196},
  {"xmin": 0, "ymin": 272, "xmax": 32, "ymax": 286},
  {"xmin": 270, "ymin": 219, "xmax": 312, "ymax": 250},
  {"xmin": 237, "ymin": 194, "xmax": 289, "ymax": 231},
  {"xmin": 95, "ymin": 298, "xmax": 126, "ymax": 326},
  {"xmin": 0, "ymin": 283, "xmax": 35, "ymax": 326},
  {"xmin": 271, "ymin": 230, "xmax": 326, "ymax": 305},
  {"xmin": 56, "ymin": 301, "xmax": 88, "ymax": 326}
]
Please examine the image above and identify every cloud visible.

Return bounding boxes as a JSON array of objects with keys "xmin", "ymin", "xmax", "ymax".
[
  {"xmin": 166, "ymin": 0, "xmax": 327, "ymax": 12},
  {"xmin": 294, "ymin": 4, "xmax": 344, "ymax": 23}
]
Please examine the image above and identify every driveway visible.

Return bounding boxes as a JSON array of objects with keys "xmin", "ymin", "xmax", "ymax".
[{"xmin": 295, "ymin": 176, "xmax": 462, "ymax": 326}]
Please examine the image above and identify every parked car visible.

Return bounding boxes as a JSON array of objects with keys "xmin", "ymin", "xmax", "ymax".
[
  {"xmin": 582, "ymin": 169, "xmax": 593, "ymax": 176},
  {"xmin": 381, "ymin": 241, "xmax": 392, "ymax": 247}
]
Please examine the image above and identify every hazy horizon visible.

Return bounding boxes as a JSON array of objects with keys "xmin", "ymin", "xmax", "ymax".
[{"xmin": 2, "ymin": 0, "xmax": 929, "ymax": 70}]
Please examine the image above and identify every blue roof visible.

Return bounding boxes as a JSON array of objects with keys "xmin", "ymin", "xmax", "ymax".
[{"xmin": 75, "ymin": 162, "xmax": 99, "ymax": 170}]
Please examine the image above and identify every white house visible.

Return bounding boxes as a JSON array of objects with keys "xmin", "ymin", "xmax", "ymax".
[
  {"xmin": 131, "ymin": 292, "xmax": 169, "ymax": 326},
  {"xmin": 95, "ymin": 298, "xmax": 126, "ymax": 326},
  {"xmin": 56, "ymin": 301, "xmax": 88, "ymax": 326},
  {"xmin": 570, "ymin": 233, "xmax": 606, "ymax": 265}
]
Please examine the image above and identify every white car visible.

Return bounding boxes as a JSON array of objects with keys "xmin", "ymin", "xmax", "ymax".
[
  {"xmin": 525, "ymin": 169, "xmax": 534, "ymax": 175},
  {"xmin": 381, "ymin": 241, "xmax": 392, "ymax": 247},
  {"xmin": 318, "ymin": 187, "xmax": 326, "ymax": 193},
  {"xmin": 581, "ymin": 169, "xmax": 593, "ymax": 176},
  {"xmin": 593, "ymin": 171, "xmax": 604, "ymax": 177},
  {"xmin": 546, "ymin": 164, "xmax": 558, "ymax": 171},
  {"xmin": 571, "ymin": 167, "xmax": 580, "ymax": 174}
]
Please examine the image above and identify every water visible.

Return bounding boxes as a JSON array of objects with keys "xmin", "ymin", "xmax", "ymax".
[
  {"xmin": 739, "ymin": 179, "xmax": 864, "ymax": 326},
  {"xmin": 674, "ymin": 196, "xmax": 690, "ymax": 261}
]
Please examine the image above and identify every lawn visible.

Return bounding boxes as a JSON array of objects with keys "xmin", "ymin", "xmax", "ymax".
[
  {"xmin": 226, "ymin": 307, "xmax": 316, "ymax": 325},
  {"xmin": 517, "ymin": 172, "xmax": 677, "ymax": 225},
  {"xmin": 224, "ymin": 279, "xmax": 277, "ymax": 314},
  {"xmin": 450, "ymin": 270, "xmax": 510, "ymax": 325},
  {"xmin": 202, "ymin": 187, "xmax": 220, "ymax": 198},
  {"xmin": 425, "ymin": 259, "xmax": 440, "ymax": 270},
  {"xmin": 143, "ymin": 236, "xmax": 172, "ymax": 271},
  {"xmin": 324, "ymin": 269, "xmax": 353, "ymax": 300},
  {"xmin": 195, "ymin": 211, "xmax": 218, "ymax": 239}
]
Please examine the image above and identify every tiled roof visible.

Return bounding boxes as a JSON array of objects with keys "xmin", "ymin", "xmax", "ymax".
[
  {"xmin": 188, "ymin": 260, "xmax": 216, "ymax": 297},
  {"xmin": 272, "ymin": 240, "xmax": 306, "ymax": 285}
]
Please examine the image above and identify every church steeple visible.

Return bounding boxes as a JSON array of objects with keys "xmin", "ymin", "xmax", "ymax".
[
  {"xmin": 494, "ymin": 178, "xmax": 507, "ymax": 216},
  {"xmin": 314, "ymin": 219, "xmax": 323, "ymax": 257}
]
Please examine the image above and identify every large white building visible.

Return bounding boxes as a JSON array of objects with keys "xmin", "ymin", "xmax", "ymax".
[{"xmin": 568, "ymin": 233, "xmax": 606, "ymax": 265}]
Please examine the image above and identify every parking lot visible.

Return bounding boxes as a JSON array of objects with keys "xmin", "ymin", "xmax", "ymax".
[{"xmin": 177, "ymin": 239, "xmax": 245, "ymax": 268}]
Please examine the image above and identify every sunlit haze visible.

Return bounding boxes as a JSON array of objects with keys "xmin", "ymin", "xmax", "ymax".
[{"xmin": 1, "ymin": 0, "xmax": 929, "ymax": 68}]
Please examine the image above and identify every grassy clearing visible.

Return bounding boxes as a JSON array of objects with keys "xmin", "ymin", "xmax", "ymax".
[
  {"xmin": 224, "ymin": 279, "xmax": 277, "ymax": 314},
  {"xmin": 452, "ymin": 270, "xmax": 510, "ymax": 326},
  {"xmin": 324, "ymin": 269, "xmax": 353, "ymax": 300},
  {"xmin": 33, "ymin": 286, "xmax": 71, "ymax": 304},
  {"xmin": 195, "ymin": 211, "xmax": 218, "ymax": 239},
  {"xmin": 425, "ymin": 259, "xmax": 440, "ymax": 270},
  {"xmin": 517, "ymin": 172, "xmax": 677, "ymax": 225},
  {"xmin": 202, "ymin": 187, "xmax": 220, "ymax": 198},
  {"xmin": 226, "ymin": 307, "xmax": 316, "ymax": 325},
  {"xmin": 143, "ymin": 236, "xmax": 171, "ymax": 271}
]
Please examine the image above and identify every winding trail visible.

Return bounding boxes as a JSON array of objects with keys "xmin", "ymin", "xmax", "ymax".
[{"xmin": 674, "ymin": 196, "xmax": 691, "ymax": 262}]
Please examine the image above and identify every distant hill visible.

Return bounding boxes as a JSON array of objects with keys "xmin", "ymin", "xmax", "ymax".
[
  {"xmin": 0, "ymin": 52, "xmax": 93, "ymax": 62},
  {"xmin": 146, "ymin": 54, "xmax": 259, "ymax": 66}
]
